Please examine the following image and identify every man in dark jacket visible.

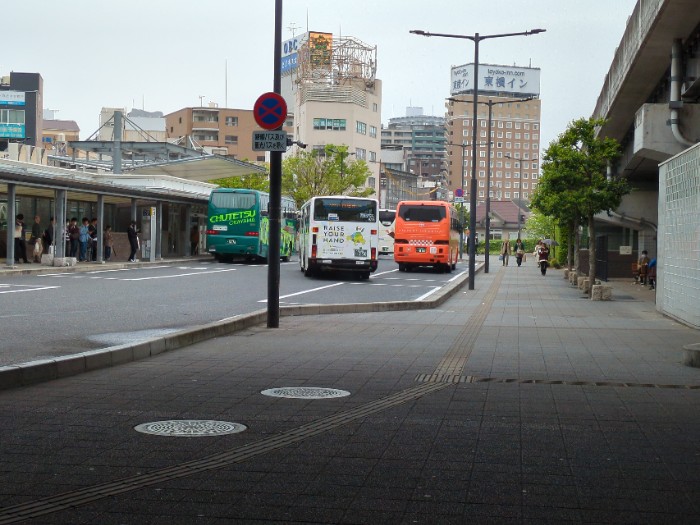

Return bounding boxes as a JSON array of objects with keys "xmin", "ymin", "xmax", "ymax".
[{"xmin": 127, "ymin": 221, "xmax": 139, "ymax": 262}]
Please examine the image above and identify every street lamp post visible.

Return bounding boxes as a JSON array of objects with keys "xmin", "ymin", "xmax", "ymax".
[{"xmin": 411, "ymin": 28, "xmax": 545, "ymax": 290}]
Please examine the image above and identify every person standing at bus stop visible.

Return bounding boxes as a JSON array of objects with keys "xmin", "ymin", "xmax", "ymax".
[{"xmin": 127, "ymin": 221, "xmax": 139, "ymax": 262}]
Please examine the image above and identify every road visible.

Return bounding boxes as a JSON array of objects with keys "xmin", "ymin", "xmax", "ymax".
[{"xmin": 0, "ymin": 256, "xmax": 466, "ymax": 366}]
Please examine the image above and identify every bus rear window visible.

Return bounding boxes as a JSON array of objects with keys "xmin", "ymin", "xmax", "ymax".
[
  {"xmin": 313, "ymin": 199, "xmax": 377, "ymax": 222},
  {"xmin": 212, "ymin": 192, "xmax": 256, "ymax": 209},
  {"xmin": 398, "ymin": 205, "xmax": 446, "ymax": 222}
]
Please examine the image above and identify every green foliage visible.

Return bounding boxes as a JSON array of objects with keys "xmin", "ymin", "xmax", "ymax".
[
  {"xmin": 532, "ymin": 117, "xmax": 630, "ymax": 277},
  {"xmin": 281, "ymin": 145, "xmax": 374, "ymax": 208},
  {"xmin": 523, "ymin": 211, "xmax": 556, "ymax": 241},
  {"xmin": 209, "ymin": 172, "xmax": 270, "ymax": 192}
]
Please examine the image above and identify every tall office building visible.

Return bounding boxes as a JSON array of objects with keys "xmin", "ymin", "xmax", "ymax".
[
  {"xmin": 446, "ymin": 63, "xmax": 541, "ymax": 203},
  {"xmin": 381, "ymin": 108, "xmax": 446, "ymax": 180}
]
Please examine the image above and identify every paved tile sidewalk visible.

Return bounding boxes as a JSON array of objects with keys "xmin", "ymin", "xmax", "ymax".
[{"xmin": 0, "ymin": 264, "xmax": 698, "ymax": 524}]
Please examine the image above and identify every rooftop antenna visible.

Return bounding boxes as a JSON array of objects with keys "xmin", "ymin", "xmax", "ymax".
[
  {"xmin": 198, "ymin": 95, "xmax": 205, "ymax": 107},
  {"xmin": 288, "ymin": 22, "xmax": 300, "ymax": 36},
  {"xmin": 225, "ymin": 59, "xmax": 228, "ymax": 108}
]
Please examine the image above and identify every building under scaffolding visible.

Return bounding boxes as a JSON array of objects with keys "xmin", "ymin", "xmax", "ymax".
[{"xmin": 295, "ymin": 33, "xmax": 376, "ymax": 88}]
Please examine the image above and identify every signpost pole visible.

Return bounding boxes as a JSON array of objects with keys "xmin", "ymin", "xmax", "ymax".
[{"xmin": 267, "ymin": 0, "xmax": 283, "ymax": 328}]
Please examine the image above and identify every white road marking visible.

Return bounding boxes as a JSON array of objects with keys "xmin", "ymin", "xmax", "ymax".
[
  {"xmin": 414, "ymin": 286, "xmax": 442, "ymax": 301},
  {"xmin": 448, "ymin": 270, "xmax": 467, "ymax": 282},
  {"xmin": 0, "ymin": 285, "xmax": 60, "ymax": 294},
  {"xmin": 120, "ymin": 268, "xmax": 238, "ymax": 281},
  {"xmin": 258, "ymin": 282, "xmax": 343, "ymax": 302}
]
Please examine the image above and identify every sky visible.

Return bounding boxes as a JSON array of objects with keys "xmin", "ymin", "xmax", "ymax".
[{"xmin": 5, "ymin": 0, "xmax": 638, "ymax": 149}]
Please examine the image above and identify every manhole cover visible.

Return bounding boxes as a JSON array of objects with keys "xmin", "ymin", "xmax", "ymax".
[
  {"xmin": 261, "ymin": 387, "xmax": 351, "ymax": 399},
  {"xmin": 134, "ymin": 420, "xmax": 247, "ymax": 437}
]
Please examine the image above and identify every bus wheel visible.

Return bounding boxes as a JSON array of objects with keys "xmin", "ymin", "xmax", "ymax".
[
  {"xmin": 359, "ymin": 271, "xmax": 370, "ymax": 280},
  {"xmin": 444, "ymin": 263, "xmax": 452, "ymax": 273},
  {"xmin": 304, "ymin": 263, "xmax": 314, "ymax": 277},
  {"xmin": 398, "ymin": 263, "xmax": 406, "ymax": 272}
]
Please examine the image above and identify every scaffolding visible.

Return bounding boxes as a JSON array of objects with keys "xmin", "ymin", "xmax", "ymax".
[{"xmin": 295, "ymin": 34, "xmax": 377, "ymax": 88}]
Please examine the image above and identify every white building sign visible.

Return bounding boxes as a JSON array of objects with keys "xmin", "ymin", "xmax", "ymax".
[
  {"xmin": 0, "ymin": 90, "xmax": 26, "ymax": 106},
  {"xmin": 451, "ymin": 63, "xmax": 540, "ymax": 97}
]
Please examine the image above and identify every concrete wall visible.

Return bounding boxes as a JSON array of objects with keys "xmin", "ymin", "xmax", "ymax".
[{"xmin": 658, "ymin": 143, "xmax": 700, "ymax": 329}]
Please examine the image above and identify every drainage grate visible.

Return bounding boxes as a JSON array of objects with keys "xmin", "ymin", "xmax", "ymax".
[
  {"xmin": 134, "ymin": 420, "xmax": 247, "ymax": 437},
  {"xmin": 261, "ymin": 387, "xmax": 350, "ymax": 399},
  {"xmin": 414, "ymin": 374, "xmax": 700, "ymax": 390}
]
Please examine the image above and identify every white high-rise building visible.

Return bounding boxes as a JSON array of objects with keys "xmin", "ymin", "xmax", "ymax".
[{"xmin": 281, "ymin": 32, "xmax": 382, "ymax": 195}]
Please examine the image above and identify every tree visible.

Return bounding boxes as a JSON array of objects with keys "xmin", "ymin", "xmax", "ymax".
[
  {"xmin": 533, "ymin": 117, "xmax": 628, "ymax": 287},
  {"xmin": 282, "ymin": 145, "xmax": 374, "ymax": 208},
  {"xmin": 209, "ymin": 172, "xmax": 270, "ymax": 192}
]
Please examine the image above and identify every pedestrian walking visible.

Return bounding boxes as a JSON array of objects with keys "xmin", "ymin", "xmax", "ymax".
[
  {"xmin": 127, "ymin": 221, "xmax": 139, "ymax": 262},
  {"xmin": 500, "ymin": 237, "xmax": 511, "ymax": 266},
  {"xmin": 514, "ymin": 238, "xmax": 526, "ymax": 267},
  {"xmin": 537, "ymin": 241, "xmax": 550, "ymax": 276}
]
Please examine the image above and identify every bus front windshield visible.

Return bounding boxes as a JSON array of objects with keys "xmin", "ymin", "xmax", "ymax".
[
  {"xmin": 313, "ymin": 198, "xmax": 377, "ymax": 222},
  {"xmin": 398, "ymin": 205, "xmax": 446, "ymax": 223}
]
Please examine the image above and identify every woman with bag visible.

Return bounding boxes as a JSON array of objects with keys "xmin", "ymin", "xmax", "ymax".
[{"xmin": 514, "ymin": 238, "xmax": 526, "ymax": 267}]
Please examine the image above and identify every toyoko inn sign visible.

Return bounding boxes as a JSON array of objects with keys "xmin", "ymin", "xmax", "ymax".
[{"xmin": 451, "ymin": 63, "xmax": 540, "ymax": 97}]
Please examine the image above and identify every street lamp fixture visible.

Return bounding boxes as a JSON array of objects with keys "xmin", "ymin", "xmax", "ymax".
[{"xmin": 411, "ymin": 27, "xmax": 545, "ymax": 290}]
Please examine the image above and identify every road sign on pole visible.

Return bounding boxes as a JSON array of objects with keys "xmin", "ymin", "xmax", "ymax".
[{"xmin": 254, "ymin": 92, "xmax": 287, "ymax": 130}]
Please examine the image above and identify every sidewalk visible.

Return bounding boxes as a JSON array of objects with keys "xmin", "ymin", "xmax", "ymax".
[{"xmin": 0, "ymin": 263, "xmax": 699, "ymax": 524}]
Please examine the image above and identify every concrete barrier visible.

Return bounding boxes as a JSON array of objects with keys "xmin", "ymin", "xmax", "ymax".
[
  {"xmin": 683, "ymin": 343, "xmax": 700, "ymax": 368},
  {"xmin": 591, "ymin": 284, "xmax": 612, "ymax": 301}
]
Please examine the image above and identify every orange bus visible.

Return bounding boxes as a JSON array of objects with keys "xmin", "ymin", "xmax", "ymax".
[{"xmin": 393, "ymin": 200, "xmax": 461, "ymax": 273}]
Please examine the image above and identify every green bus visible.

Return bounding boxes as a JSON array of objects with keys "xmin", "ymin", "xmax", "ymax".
[{"xmin": 206, "ymin": 188, "xmax": 297, "ymax": 263}]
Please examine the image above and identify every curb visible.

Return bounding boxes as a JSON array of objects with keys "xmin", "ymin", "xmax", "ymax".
[{"xmin": 0, "ymin": 264, "xmax": 481, "ymax": 391}]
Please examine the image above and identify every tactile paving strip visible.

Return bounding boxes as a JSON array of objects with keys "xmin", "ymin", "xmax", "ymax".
[{"xmin": 414, "ymin": 373, "xmax": 700, "ymax": 389}]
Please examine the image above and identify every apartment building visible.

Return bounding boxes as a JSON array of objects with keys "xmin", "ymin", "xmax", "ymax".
[
  {"xmin": 446, "ymin": 63, "xmax": 542, "ymax": 204},
  {"xmin": 165, "ymin": 106, "xmax": 280, "ymax": 163}
]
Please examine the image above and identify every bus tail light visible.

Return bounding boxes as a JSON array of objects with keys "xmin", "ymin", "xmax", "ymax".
[
  {"xmin": 245, "ymin": 231, "xmax": 259, "ymax": 237},
  {"xmin": 312, "ymin": 226, "xmax": 319, "ymax": 233},
  {"xmin": 371, "ymin": 247, "xmax": 376, "ymax": 260},
  {"xmin": 371, "ymin": 229, "xmax": 377, "ymax": 235},
  {"xmin": 311, "ymin": 245, "xmax": 317, "ymax": 258},
  {"xmin": 206, "ymin": 230, "xmax": 218, "ymax": 235}
]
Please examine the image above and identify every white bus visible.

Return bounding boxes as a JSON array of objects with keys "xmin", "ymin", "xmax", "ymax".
[
  {"xmin": 299, "ymin": 196, "xmax": 379, "ymax": 279},
  {"xmin": 377, "ymin": 208, "xmax": 396, "ymax": 255}
]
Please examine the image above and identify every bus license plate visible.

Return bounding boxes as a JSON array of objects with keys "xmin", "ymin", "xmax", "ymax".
[
  {"xmin": 227, "ymin": 239, "xmax": 236, "ymax": 244},
  {"xmin": 416, "ymin": 247, "xmax": 426, "ymax": 253}
]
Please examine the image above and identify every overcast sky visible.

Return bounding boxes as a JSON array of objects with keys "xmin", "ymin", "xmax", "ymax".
[{"xmin": 6, "ymin": 0, "xmax": 637, "ymax": 149}]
